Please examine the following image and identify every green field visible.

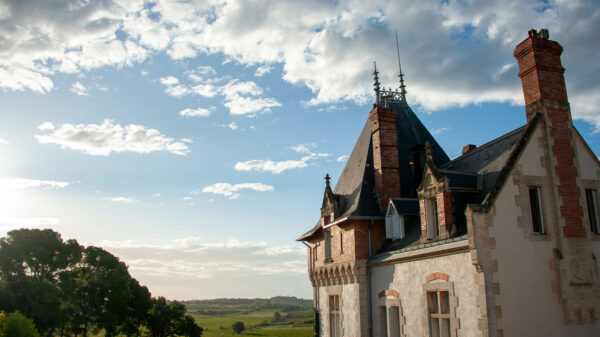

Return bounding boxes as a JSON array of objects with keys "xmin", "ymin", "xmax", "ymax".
[
  {"xmin": 186, "ymin": 297, "xmax": 314, "ymax": 337},
  {"xmin": 193, "ymin": 313, "xmax": 313, "ymax": 337}
]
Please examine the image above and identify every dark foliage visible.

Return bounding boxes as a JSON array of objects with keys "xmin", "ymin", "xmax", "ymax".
[{"xmin": 0, "ymin": 228, "xmax": 202, "ymax": 337}]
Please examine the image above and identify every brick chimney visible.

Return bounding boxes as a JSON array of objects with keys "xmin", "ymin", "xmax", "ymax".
[
  {"xmin": 462, "ymin": 144, "xmax": 477, "ymax": 155},
  {"xmin": 514, "ymin": 29, "xmax": 585, "ymax": 238},
  {"xmin": 369, "ymin": 104, "xmax": 401, "ymax": 209}
]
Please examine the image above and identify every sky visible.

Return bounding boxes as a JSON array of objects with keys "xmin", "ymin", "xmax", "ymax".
[{"xmin": 0, "ymin": 0, "xmax": 599, "ymax": 300}]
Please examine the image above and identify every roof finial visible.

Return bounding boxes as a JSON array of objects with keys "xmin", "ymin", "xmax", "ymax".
[
  {"xmin": 395, "ymin": 31, "xmax": 407, "ymax": 101},
  {"xmin": 373, "ymin": 61, "xmax": 381, "ymax": 105},
  {"xmin": 425, "ymin": 141, "xmax": 432, "ymax": 158},
  {"xmin": 325, "ymin": 173, "xmax": 331, "ymax": 187}
]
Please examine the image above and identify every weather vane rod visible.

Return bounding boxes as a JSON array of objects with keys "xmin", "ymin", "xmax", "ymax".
[{"xmin": 395, "ymin": 31, "xmax": 407, "ymax": 101}]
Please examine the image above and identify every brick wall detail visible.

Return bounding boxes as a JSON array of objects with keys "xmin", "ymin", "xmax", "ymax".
[
  {"xmin": 369, "ymin": 105, "xmax": 401, "ymax": 209},
  {"xmin": 514, "ymin": 30, "xmax": 585, "ymax": 238},
  {"xmin": 378, "ymin": 289, "xmax": 400, "ymax": 298},
  {"xmin": 425, "ymin": 272, "xmax": 450, "ymax": 283}
]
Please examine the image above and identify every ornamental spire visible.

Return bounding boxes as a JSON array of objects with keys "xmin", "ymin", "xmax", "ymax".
[
  {"xmin": 373, "ymin": 62, "xmax": 381, "ymax": 105},
  {"xmin": 395, "ymin": 32, "xmax": 407, "ymax": 101}
]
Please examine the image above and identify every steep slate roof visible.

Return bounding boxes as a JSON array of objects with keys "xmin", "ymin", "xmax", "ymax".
[
  {"xmin": 374, "ymin": 116, "xmax": 541, "ymax": 255},
  {"xmin": 298, "ymin": 100, "xmax": 451, "ymax": 241},
  {"xmin": 441, "ymin": 124, "xmax": 528, "ymax": 202}
]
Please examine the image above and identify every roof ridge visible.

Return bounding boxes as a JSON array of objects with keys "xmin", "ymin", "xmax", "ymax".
[{"xmin": 443, "ymin": 123, "xmax": 528, "ymax": 167}]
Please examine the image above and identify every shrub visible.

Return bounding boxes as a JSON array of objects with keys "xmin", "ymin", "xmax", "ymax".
[
  {"xmin": 231, "ymin": 321, "xmax": 245, "ymax": 334},
  {"xmin": 0, "ymin": 311, "xmax": 40, "ymax": 337}
]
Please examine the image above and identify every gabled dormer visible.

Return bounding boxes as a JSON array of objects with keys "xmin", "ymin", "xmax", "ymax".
[
  {"xmin": 417, "ymin": 143, "xmax": 452, "ymax": 243},
  {"xmin": 320, "ymin": 174, "xmax": 342, "ymax": 226}
]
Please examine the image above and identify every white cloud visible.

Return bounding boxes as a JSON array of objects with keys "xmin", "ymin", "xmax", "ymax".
[
  {"xmin": 160, "ymin": 73, "xmax": 280, "ymax": 115},
  {"xmin": 37, "ymin": 122, "xmax": 55, "ymax": 131},
  {"xmin": 0, "ymin": 178, "xmax": 69, "ymax": 189},
  {"xmin": 235, "ymin": 146, "xmax": 330, "ymax": 174},
  {"xmin": 431, "ymin": 127, "xmax": 449, "ymax": 136},
  {"xmin": 0, "ymin": 0, "xmax": 598, "ymax": 129},
  {"xmin": 180, "ymin": 138, "xmax": 193, "ymax": 143},
  {"xmin": 141, "ymin": 70, "xmax": 149, "ymax": 76},
  {"xmin": 291, "ymin": 144, "xmax": 312, "ymax": 154},
  {"xmin": 35, "ymin": 120, "xmax": 190, "ymax": 156},
  {"xmin": 179, "ymin": 107, "xmax": 212, "ymax": 117},
  {"xmin": 336, "ymin": 155, "xmax": 349, "ymax": 162},
  {"xmin": 70, "ymin": 81, "xmax": 89, "ymax": 96},
  {"xmin": 202, "ymin": 183, "xmax": 274, "ymax": 199},
  {"xmin": 235, "ymin": 159, "xmax": 308, "ymax": 174},
  {"xmin": 254, "ymin": 65, "xmax": 272, "ymax": 77},
  {"xmin": 152, "ymin": 193, "xmax": 162, "ymax": 198},
  {"xmin": 0, "ymin": 138, "xmax": 8, "ymax": 145},
  {"xmin": 215, "ymin": 122, "xmax": 238, "ymax": 130},
  {"xmin": 105, "ymin": 196, "xmax": 137, "ymax": 204}
]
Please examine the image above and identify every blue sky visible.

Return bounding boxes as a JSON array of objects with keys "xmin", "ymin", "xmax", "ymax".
[{"xmin": 0, "ymin": 0, "xmax": 599, "ymax": 300}]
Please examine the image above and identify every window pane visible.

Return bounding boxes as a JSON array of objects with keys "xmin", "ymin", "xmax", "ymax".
[
  {"xmin": 441, "ymin": 318, "xmax": 451, "ymax": 337},
  {"xmin": 427, "ymin": 292, "xmax": 439, "ymax": 313},
  {"xmin": 430, "ymin": 318, "xmax": 440, "ymax": 337},
  {"xmin": 528, "ymin": 187, "xmax": 543, "ymax": 233},
  {"xmin": 439, "ymin": 291, "xmax": 450, "ymax": 314},
  {"xmin": 380, "ymin": 306, "xmax": 388, "ymax": 337},
  {"xmin": 389, "ymin": 306, "xmax": 400, "ymax": 337},
  {"xmin": 325, "ymin": 230, "xmax": 332, "ymax": 260},
  {"xmin": 586, "ymin": 189, "xmax": 599, "ymax": 234}
]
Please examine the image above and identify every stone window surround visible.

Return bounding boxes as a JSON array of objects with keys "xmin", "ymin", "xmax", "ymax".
[
  {"xmin": 327, "ymin": 285, "xmax": 343, "ymax": 337},
  {"xmin": 581, "ymin": 179, "xmax": 600, "ymax": 240},
  {"xmin": 513, "ymin": 174, "xmax": 554, "ymax": 241},
  {"xmin": 421, "ymin": 278, "xmax": 459, "ymax": 337},
  {"xmin": 378, "ymin": 290, "xmax": 405, "ymax": 337},
  {"xmin": 418, "ymin": 170, "xmax": 451, "ymax": 243}
]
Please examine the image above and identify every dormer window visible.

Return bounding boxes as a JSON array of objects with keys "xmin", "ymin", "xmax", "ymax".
[
  {"xmin": 386, "ymin": 206, "xmax": 405, "ymax": 240},
  {"xmin": 426, "ymin": 197, "xmax": 439, "ymax": 239}
]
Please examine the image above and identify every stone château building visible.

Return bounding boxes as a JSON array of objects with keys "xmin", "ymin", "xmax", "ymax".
[{"xmin": 297, "ymin": 30, "xmax": 600, "ymax": 337}]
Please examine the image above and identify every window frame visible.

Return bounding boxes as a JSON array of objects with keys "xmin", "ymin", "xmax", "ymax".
[
  {"xmin": 585, "ymin": 189, "xmax": 599, "ymax": 234},
  {"xmin": 378, "ymin": 295, "xmax": 404, "ymax": 337},
  {"xmin": 329, "ymin": 294, "xmax": 341, "ymax": 337},
  {"xmin": 423, "ymin": 281, "xmax": 457, "ymax": 337},
  {"xmin": 324, "ymin": 229, "xmax": 332, "ymax": 262},
  {"xmin": 426, "ymin": 197, "xmax": 439, "ymax": 239},
  {"xmin": 528, "ymin": 186, "xmax": 544, "ymax": 234}
]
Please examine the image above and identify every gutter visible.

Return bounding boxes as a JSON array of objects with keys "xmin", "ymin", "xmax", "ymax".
[{"xmin": 322, "ymin": 215, "xmax": 385, "ymax": 229}]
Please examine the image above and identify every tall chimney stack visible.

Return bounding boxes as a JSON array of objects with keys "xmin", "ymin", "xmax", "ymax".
[{"xmin": 514, "ymin": 29, "xmax": 585, "ymax": 238}]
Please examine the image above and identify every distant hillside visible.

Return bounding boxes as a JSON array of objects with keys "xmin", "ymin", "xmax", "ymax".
[{"xmin": 182, "ymin": 296, "xmax": 313, "ymax": 316}]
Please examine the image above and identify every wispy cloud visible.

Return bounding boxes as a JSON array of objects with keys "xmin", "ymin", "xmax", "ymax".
[
  {"xmin": 179, "ymin": 107, "xmax": 212, "ymax": 117},
  {"xmin": 0, "ymin": 138, "xmax": 8, "ymax": 145},
  {"xmin": 160, "ymin": 71, "xmax": 280, "ymax": 116},
  {"xmin": 254, "ymin": 65, "xmax": 272, "ymax": 77},
  {"xmin": 202, "ymin": 183, "xmax": 274, "ymax": 199},
  {"xmin": 215, "ymin": 122, "xmax": 238, "ymax": 130},
  {"xmin": 336, "ymin": 155, "xmax": 349, "ymax": 162},
  {"xmin": 104, "ymin": 196, "xmax": 138, "ymax": 204},
  {"xmin": 430, "ymin": 127, "xmax": 449, "ymax": 136},
  {"xmin": 235, "ymin": 146, "xmax": 330, "ymax": 174},
  {"xmin": 70, "ymin": 81, "xmax": 90, "ymax": 96},
  {"xmin": 35, "ymin": 120, "xmax": 189, "ymax": 156},
  {"xmin": 0, "ymin": 178, "xmax": 70, "ymax": 189}
]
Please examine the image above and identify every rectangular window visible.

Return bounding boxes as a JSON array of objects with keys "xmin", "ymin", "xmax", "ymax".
[
  {"xmin": 313, "ymin": 246, "xmax": 318, "ymax": 262},
  {"xmin": 427, "ymin": 291, "xmax": 451, "ymax": 337},
  {"xmin": 586, "ymin": 189, "xmax": 599, "ymax": 234},
  {"xmin": 324, "ymin": 230, "xmax": 332, "ymax": 261},
  {"xmin": 426, "ymin": 197, "xmax": 439, "ymax": 239},
  {"xmin": 528, "ymin": 187, "xmax": 544, "ymax": 233},
  {"xmin": 389, "ymin": 306, "xmax": 400, "ymax": 337},
  {"xmin": 329, "ymin": 295, "xmax": 341, "ymax": 337},
  {"xmin": 339, "ymin": 232, "xmax": 344, "ymax": 254},
  {"xmin": 379, "ymin": 306, "xmax": 388, "ymax": 337}
]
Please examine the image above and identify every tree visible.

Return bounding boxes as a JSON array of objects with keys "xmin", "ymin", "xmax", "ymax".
[
  {"xmin": 231, "ymin": 321, "xmax": 245, "ymax": 334},
  {"xmin": 0, "ymin": 229, "xmax": 81, "ymax": 335},
  {"xmin": 272, "ymin": 311, "xmax": 282, "ymax": 322},
  {"xmin": 146, "ymin": 297, "xmax": 202, "ymax": 337},
  {"xmin": 0, "ymin": 311, "xmax": 40, "ymax": 337}
]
